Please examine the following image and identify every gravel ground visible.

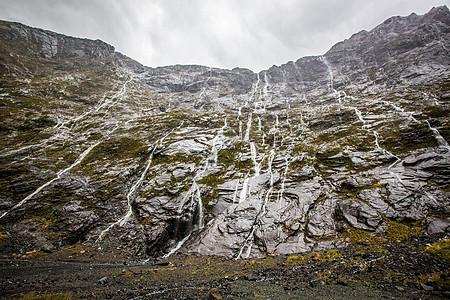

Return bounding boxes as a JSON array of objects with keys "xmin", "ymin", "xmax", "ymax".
[{"xmin": 0, "ymin": 234, "xmax": 448, "ymax": 299}]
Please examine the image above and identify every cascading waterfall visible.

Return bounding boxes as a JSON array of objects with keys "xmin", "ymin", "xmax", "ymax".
[
  {"xmin": 211, "ymin": 117, "xmax": 227, "ymax": 164},
  {"xmin": 239, "ymin": 177, "xmax": 251, "ymax": 203},
  {"xmin": 0, "ymin": 141, "xmax": 102, "ymax": 220},
  {"xmin": 232, "ymin": 180, "xmax": 240, "ymax": 204},
  {"xmin": 238, "ymin": 107, "xmax": 243, "ymax": 139},
  {"xmin": 163, "ymin": 118, "xmax": 231, "ymax": 257},
  {"xmin": 56, "ymin": 70, "xmax": 132, "ymax": 129},
  {"xmin": 426, "ymin": 120, "xmax": 450, "ymax": 149},
  {"xmin": 97, "ymin": 122, "xmax": 182, "ymax": 242},
  {"xmin": 251, "ymin": 73, "xmax": 261, "ymax": 101},
  {"xmin": 7, "ymin": 70, "xmax": 133, "ymax": 224},
  {"xmin": 265, "ymin": 149, "xmax": 276, "ymax": 211},
  {"xmin": 163, "ymin": 176, "xmax": 204, "ymax": 258},
  {"xmin": 382, "ymin": 100, "xmax": 420, "ymax": 123},
  {"xmin": 277, "ymin": 156, "xmax": 293, "ymax": 204},
  {"xmin": 96, "ymin": 146, "xmax": 157, "ymax": 241},
  {"xmin": 350, "ymin": 103, "xmax": 402, "ymax": 169},
  {"xmin": 250, "ymin": 142, "xmax": 260, "ymax": 176},
  {"xmin": 257, "ymin": 116, "xmax": 265, "ymax": 145},
  {"xmin": 382, "ymin": 100, "xmax": 449, "ymax": 150},
  {"xmin": 235, "ymin": 149, "xmax": 276, "ymax": 259},
  {"xmin": 103, "ymin": 76, "xmax": 134, "ymax": 115},
  {"xmin": 193, "ymin": 182, "xmax": 203, "ymax": 229},
  {"xmin": 354, "ymin": 107, "xmax": 367, "ymax": 127},
  {"xmin": 238, "ymin": 143, "xmax": 266, "ymax": 204},
  {"xmin": 162, "ymin": 233, "xmax": 192, "ymax": 259},
  {"xmin": 244, "ymin": 113, "xmax": 252, "ymax": 142},
  {"xmin": 320, "ymin": 56, "xmax": 343, "ymax": 106},
  {"xmin": 263, "ymin": 72, "xmax": 270, "ymax": 110},
  {"xmin": 321, "ymin": 56, "xmax": 336, "ymax": 92},
  {"xmin": 270, "ymin": 115, "xmax": 279, "ymax": 148}
]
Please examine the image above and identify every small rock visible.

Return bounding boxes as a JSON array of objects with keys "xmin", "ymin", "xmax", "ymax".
[
  {"xmin": 427, "ymin": 218, "xmax": 450, "ymax": 235},
  {"xmin": 208, "ymin": 292, "xmax": 222, "ymax": 300},
  {"xmin": 395, "ymin": 286, "xmax": 405, "ymax": 292},
  {"xmin": 245, "ymin": 273, "xmax": 258, "ymax": 281},
  {"xmin": 420, "ymin": 283, "xmax": 434, "ymax": 291},
  {"xmin": 99, "ymin": 277, "xmax": 109, "ymax": 285},
  {"xmin": 337, "ymin": 278, "xmax": 348, "ymax": 286},
  {"xmin": 309, "ymin": 279, "xmax": 319, "ymax": 287}
]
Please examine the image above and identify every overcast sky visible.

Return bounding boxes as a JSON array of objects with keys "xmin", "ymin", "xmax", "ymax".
[{"xmin": 0, "ymin": 0, "xmax": 448, "ymax": 71}]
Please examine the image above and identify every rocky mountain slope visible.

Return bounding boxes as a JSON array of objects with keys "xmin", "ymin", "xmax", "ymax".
[{"xmin": 0, "ymin": 6, "xmax": 449, "ymax": 261}]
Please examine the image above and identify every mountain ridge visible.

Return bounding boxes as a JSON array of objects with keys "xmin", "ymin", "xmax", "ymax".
[{"xmin": 0, "ymin": 6, "xmax": 449, "ymax": 261}]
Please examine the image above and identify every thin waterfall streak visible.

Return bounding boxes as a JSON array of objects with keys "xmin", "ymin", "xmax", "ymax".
[
  {"xmin": 0, "ymin": 141, "xmax": 101, "ymax": 220},
  {"xmin": 232, "ymin": 180, "xmax": 240, "ymax": 204},
  {"xmin": 244, "ymin": 113, "xmax": 252, "ymax": 142},
  {"xmin": 97, "ymin": 122, "xmax": 183, "ymax": 242}
]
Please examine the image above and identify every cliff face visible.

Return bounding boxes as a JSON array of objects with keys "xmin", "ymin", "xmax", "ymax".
[
  {"xmin": 0, "ymin": 7, "xmax": 449, "ymax": 259},
  {"xmin": 265, "ymin": 6, "xmax": 450, "ymax": 95},
  {"xmin": 0, "ymin": 20, "xmax": 115, "ymax": 59}
]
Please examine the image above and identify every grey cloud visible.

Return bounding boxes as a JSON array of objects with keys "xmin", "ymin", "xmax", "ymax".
[{"xmin": 0, "ymin": 0, "xmax": 448, "ymax": 71}]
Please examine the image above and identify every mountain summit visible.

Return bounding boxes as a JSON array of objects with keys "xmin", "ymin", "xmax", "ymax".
[{"xmin": 0, "ymin": 6, "xmax": 449, "ymax": 262}]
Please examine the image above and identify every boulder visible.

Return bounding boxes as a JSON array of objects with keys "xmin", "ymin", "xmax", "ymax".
[{"xmin": 337, "ymin": 199, "xmax": 382, "ymax": 231}]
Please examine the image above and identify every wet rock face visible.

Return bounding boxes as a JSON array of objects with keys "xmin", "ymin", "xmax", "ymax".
[
  {"xmin": 0, "ymin": 7, "xmax": 449, "ymax": 259},
  {"xmin": 337, "ymin": 199, "xmax": 382, "ymax": 231}
]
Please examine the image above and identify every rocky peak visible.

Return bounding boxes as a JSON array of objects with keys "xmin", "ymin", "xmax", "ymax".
[{"xmin": 0, "ymin": 20, "xmax": 115, "ymax": 60}]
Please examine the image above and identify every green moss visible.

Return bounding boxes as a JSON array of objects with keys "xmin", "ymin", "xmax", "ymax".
[
  {"xmin": 338, "ymin": 181, "xmax": 387, "ymax": 199},
  {"xmin": 385, "ymin": 219, "xmax": 422, "ymax": 241},
  {"xmin": 424, "ymin": 239, "xmax": 450, "ymax": 261},
  {"xmin": 85, "ymin": 136, "xmax": 146, "ymax": 162},
  {"xmin": 339, "ymin": 227, "xmax": 384, "ymax": 246},
  {"xmin": 316, "ymin": 149, "xmax": 353, "ymax": 169},
  {"xmin": 423, "ymin": 106, "xmax": 450, "ymax": 119},
  {"xmin": 379, "ymin": 121, "xmax": 438, "ymax": 154},
  {"xmin": 217, "ymin": 149, "xmax": 235, "ymax": 166},
  {"xmin": 0, "ymin": 231, "xmax": 9, "ymax": 240},
  {"xmin": 317, "ymin": 249, "xmax": 345, "ymax": 262},
  {"xmin": 198, "ymin": 173, "xmax": 225, "ymax": 187}
]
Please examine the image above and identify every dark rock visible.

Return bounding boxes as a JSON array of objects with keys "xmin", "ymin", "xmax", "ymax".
[
  {"xmin": 337, "ymin": 199, "xmax": 382, "ymax": 231},
  {"xmin": 208, "ymin": 292, "xmax": 222, "ymax": 300},
  {"xmin": 420, "ymin": 283, "xmax": 434, "ymax": 291},
  {"xmin": 427, "ymin": 218, "xmax": 450, "ymax": 235},
  {"xmin": 245, "ymin": 273, "xmax": 258, "ymax": 281},
  {"xmin": 337, "ymin": 278, "xmax": 349, "ymax": 286}
]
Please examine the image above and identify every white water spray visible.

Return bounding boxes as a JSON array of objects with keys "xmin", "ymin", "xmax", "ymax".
[
  {"xmin": 239, "ymin": 177, "xmax": 251, "ymax": 203},
  {"xmin": 162, "ymin": 233, "xmax": 192, "ymax": 258}
]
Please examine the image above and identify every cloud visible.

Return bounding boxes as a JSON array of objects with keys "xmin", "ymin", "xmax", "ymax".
[{"xmin": 0, "ymin": 0, "xmax": 448, "ymax": 71}]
